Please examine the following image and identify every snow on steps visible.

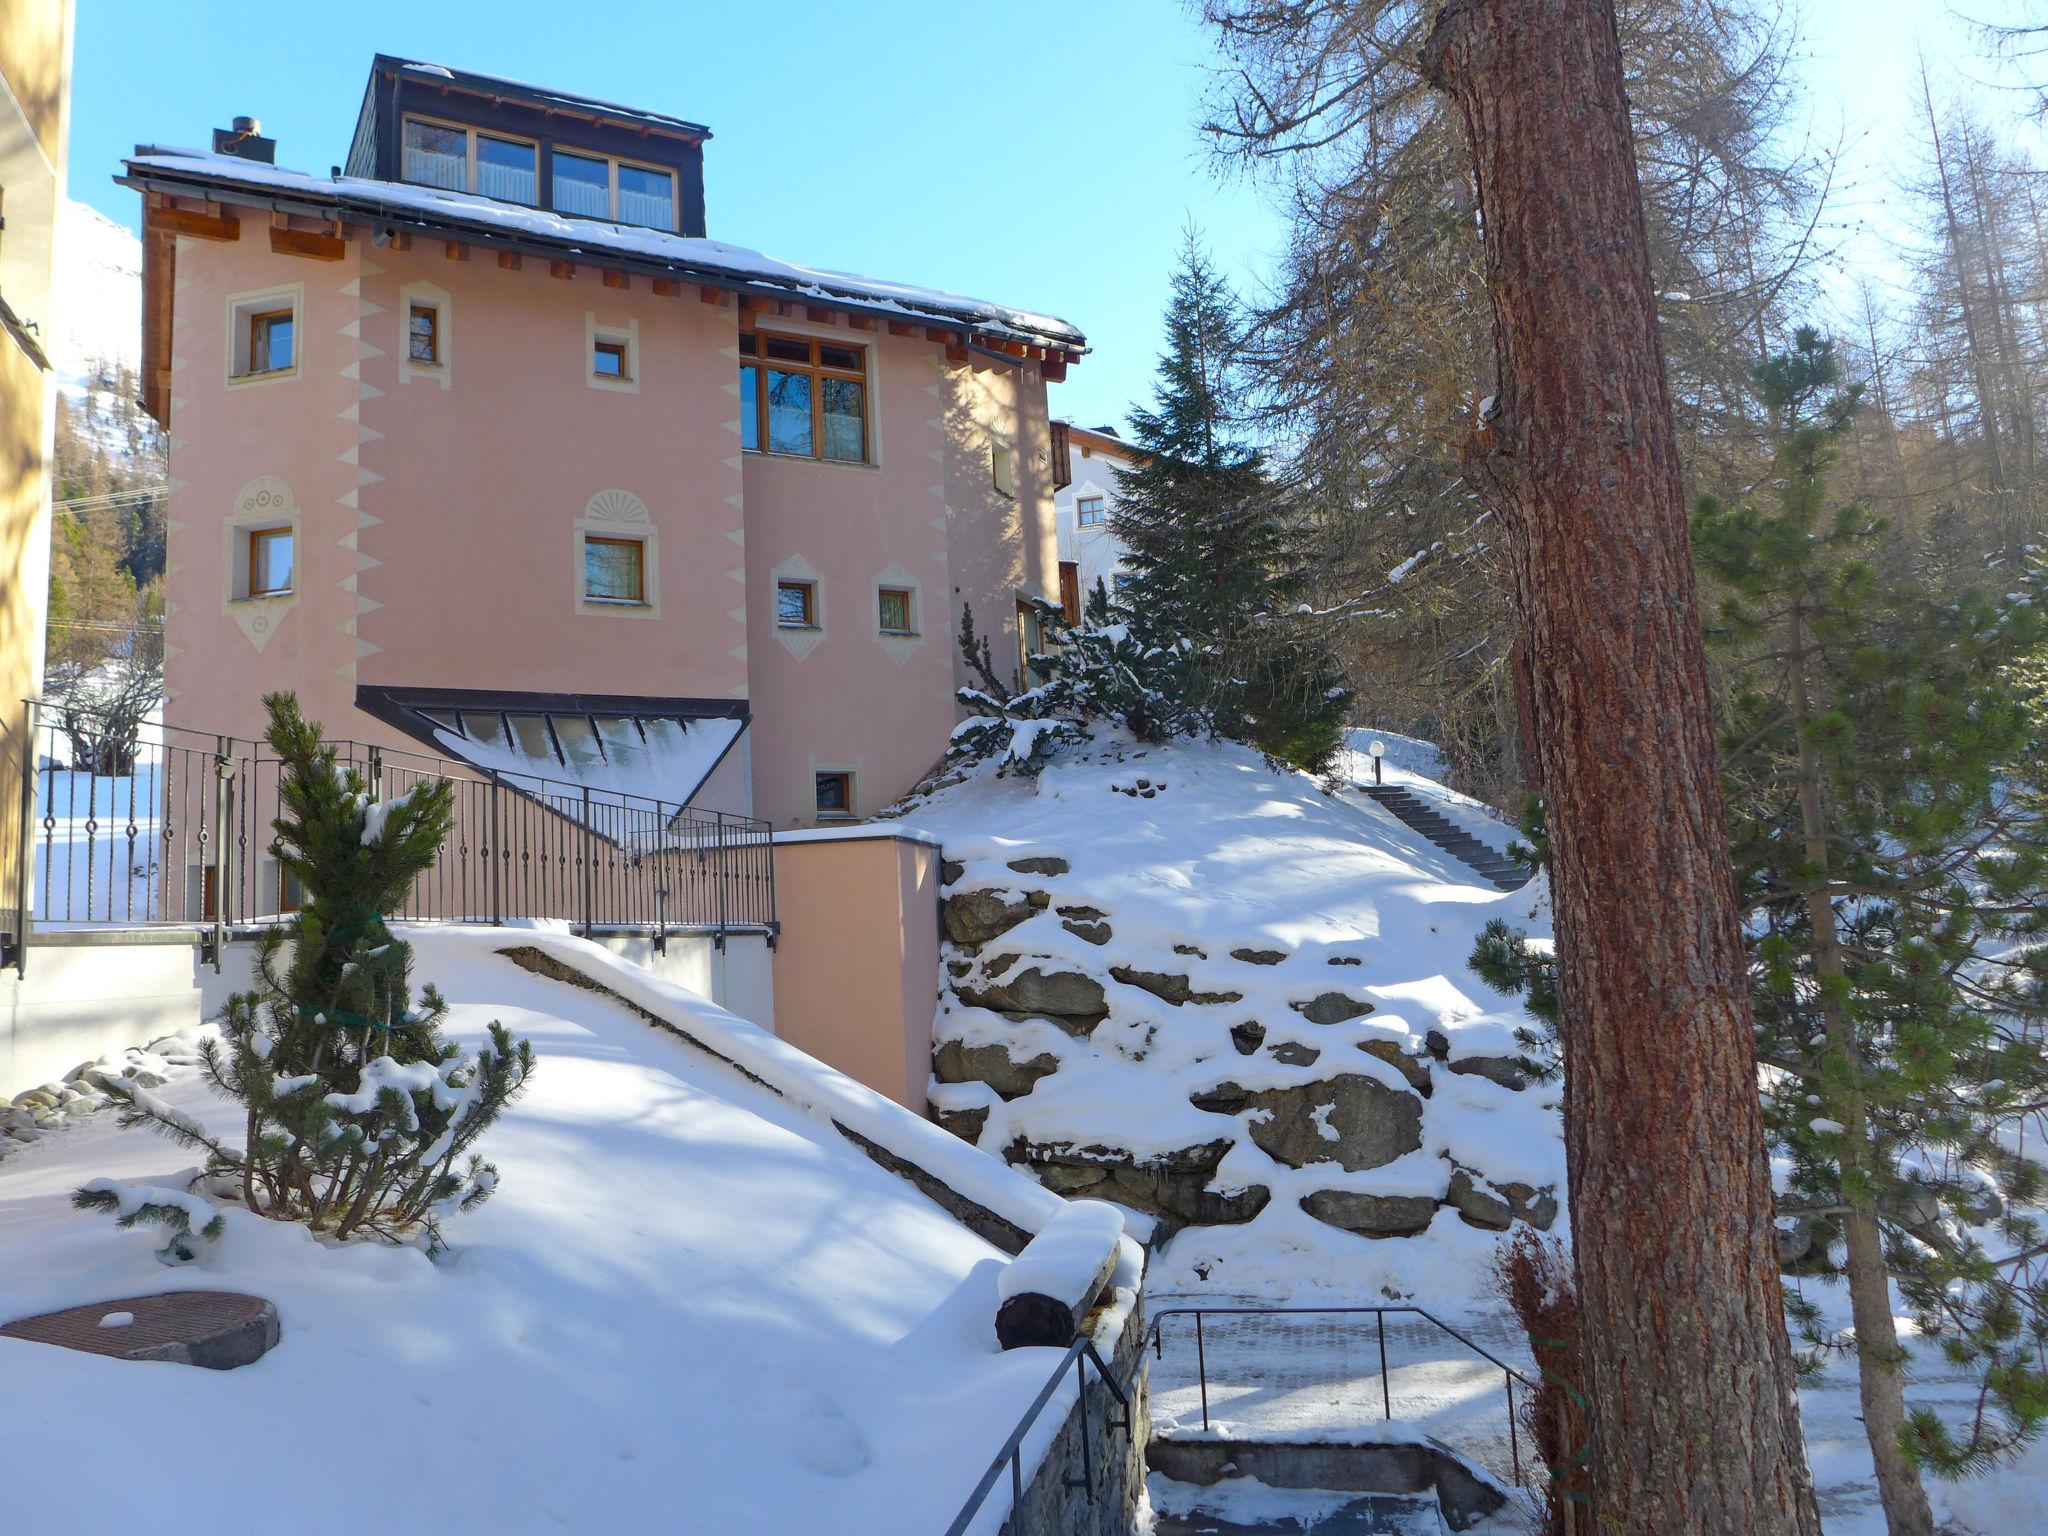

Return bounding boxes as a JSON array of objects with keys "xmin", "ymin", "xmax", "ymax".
[
  {"xmin": 1357, "ymin": 786, "xmax": 1531, "ymax": 892},
  {"xmin": 490, "ymin": 927, "xmax": 1138, "ymax": 1272}
]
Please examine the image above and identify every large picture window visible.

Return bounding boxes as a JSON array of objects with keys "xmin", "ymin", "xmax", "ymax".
[{"xmin": 739, "ymin": 331, "xmax": 868, "ymax": 464}]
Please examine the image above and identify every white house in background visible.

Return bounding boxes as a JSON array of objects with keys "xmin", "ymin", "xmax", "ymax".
[{"xmin": 1051, "ymin": 421, "xmax": 1141, "ymax": 620}]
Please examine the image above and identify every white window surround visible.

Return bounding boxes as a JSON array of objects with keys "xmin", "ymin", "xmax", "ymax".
[
  {"xmin": 586, "ymin": 312, "xmax": 640, "ymax": 394},
  {"xmin": 771, "ymin": 554, "xmax": 827, "ymax": 662},
  {"xmin": 991, "ymin": 434, "xmax": 1018, "ymax": 498},
  {"xmin": 225, "ymin": 283, "xmax": 304, "ymax": 389},
  {"xmin": 398, "ymin": 279, "xmax": 452, "ymax": 390},
  {"xmin": 873, "ymin": 564, "xmax": 924, "ymax": 666},
  {"xmin": 220, "ymin": 476, "xmax": 302, "ymax": 653},
  {"xmin": 807, "ymin": 757, "xmax": 862, "ymax": 824},
  {"xmin": 574, "ymin": 488, "xmax": 659, "ymax": 619}
]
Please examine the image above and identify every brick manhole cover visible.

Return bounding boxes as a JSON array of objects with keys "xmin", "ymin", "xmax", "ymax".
[{"xmin": 0, "ymin": 1290, "xmax": 279, "ymax": 1370}]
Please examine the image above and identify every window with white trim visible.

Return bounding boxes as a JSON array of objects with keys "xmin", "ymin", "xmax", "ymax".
[
  {"xmin": 227, "ymin": 288, "xmax": 303, "ymax": 383},
  {"xmin": 1077, "ymin": 494, "xmax": 1106, "ymax": 526}
]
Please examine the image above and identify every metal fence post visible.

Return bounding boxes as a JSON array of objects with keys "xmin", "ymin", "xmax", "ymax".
[
  {"xmin": 12, "ymin": 700, "xmax": 37, "ymax": 977},
  {"xmin": 489, "ymin": 778, "xmax": 503, "ymax": 926},
  {"xmin": 580, "ymin": 786, "xmax": 595, "ymax": 937},
  {"xmin": 210, "ymin": 740, "xmax": 233, "ymax": 974}
]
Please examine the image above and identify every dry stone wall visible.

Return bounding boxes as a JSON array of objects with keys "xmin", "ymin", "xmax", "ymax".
[{"xmin": 928, "ymin": 855, "xmax": 1559, "ymax": 1247}]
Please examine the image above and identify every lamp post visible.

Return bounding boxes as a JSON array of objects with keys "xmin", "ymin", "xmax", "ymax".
[{"xmin": 1369, "ymin": 739, "xmax": 1386, "ymax": 786}]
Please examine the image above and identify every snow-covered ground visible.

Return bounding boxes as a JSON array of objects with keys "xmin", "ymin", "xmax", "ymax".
[
  {"xmin": 899, "ymin": 727, "xmax": 1562, "ymax": 1308},
  {"xmin": 0, "ymin": 926, "xmax": 1110, "ymax": 1534}
]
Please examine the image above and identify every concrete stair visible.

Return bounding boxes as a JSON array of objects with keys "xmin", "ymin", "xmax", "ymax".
[
  {"xmin": 1150, "ymin": 1482, "xmax": 1446, "ymax": 1534},
  {"xmin": 1359, "ymin": 785, "xmax": 1532, "ymax": 891}
]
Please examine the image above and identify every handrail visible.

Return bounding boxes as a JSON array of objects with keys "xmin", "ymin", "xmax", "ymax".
[
  {"xmin": 1147, "ymin": 1304, "xmax": 1533, "ymax": 1486},
  {"xmin": 15, "ymin": 696, "xmax": 777, "ymax": 955},
  {"xmin": 940, "ymin": 1335, "xmax": 1132, "ymax": 1536}
]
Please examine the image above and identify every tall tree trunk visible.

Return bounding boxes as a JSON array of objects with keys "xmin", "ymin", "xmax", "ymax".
[
  {"xmin": 1784, "ymin": 605, "xmax": 1934, "ymax": 1536},
  {"xmin": 1419, "ymin": 5, "xmax": 1821, "ymax": 1532}
]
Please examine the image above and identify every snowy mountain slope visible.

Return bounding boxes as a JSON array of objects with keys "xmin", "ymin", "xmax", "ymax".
[
  {"xmin": 896, "ymin": 729, "xmax": 1563, "ymax": 1307},
  {"xmin": 0, "ymin": 926, "xmax": 1118, "ymax": 1535},
  {"xmin": 50, "ymin": 198, "xmax": 142, "ymax": 392}
]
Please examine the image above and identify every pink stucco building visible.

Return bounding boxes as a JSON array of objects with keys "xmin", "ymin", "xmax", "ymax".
[{"xmin": 125, "ymin": 56, "xmax": 1084, "ymax": 838}]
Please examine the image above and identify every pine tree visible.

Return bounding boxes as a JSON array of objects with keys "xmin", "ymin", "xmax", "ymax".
[
  {"xmin": 1694, "ymin": 329, "xmax": 2048, "ymax": 1522},
  {"xmin": 1116, "ymin": 226, "xmax": 1351, "ymax": 771},
  {"xmin": 78, "ymin": 693, "xmax": 535, "ymax": 1256}
]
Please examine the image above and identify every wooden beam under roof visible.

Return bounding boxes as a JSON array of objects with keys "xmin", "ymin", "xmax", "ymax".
[
  {"xmin": 150, "ymin": 204, "xmax": 240, "ymax": 242},
  {"xmin": 498, "ymin": 250, "xmax": 522, "ymax": 270},
  {"xmin": 444, "ymin": 240, "xmax": 469, "ymax": 261},
  {"xmin": 550, "ymin": 260, "xmax": 575, "ymax": 280},
  {"xmin": 270, "ymin": 226, "xmax": 346, "ymax": 261},
  {"xmin": 603, "ymin": 269, "xmax": 629, "ymax": 290}
]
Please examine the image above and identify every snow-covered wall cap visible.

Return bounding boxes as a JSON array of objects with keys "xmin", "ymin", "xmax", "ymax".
[
  {"xmin": 120, "ymin": 152, "xmax": 1086, "ymax": 352},
  {"xmin": 773, "ymin": 825, "xmax": 945, "ymax": 850}
]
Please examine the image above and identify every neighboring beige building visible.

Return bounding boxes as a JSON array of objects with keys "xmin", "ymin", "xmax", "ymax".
[
  {"xmin": 0, "ymin": 0, "xmax": 72, "ymax": 964},
  {"xmin": 123, "ymin": 55, "xmax": 1085, "ymax": 865}
]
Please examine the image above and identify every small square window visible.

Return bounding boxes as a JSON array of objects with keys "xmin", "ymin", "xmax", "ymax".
[
  {"xmin": 1077, "ymin": 495, "xmax": 1106, "ymax": 527},
  {"xmin": 593, "ymin": 338, "xmax": 628, "ymax": 379},
  {"xmin": 249, "ymin": 527, "xmax": 294, "ymax": 597},
  {"xmin": 815, "ymin": 771, "xmax": 853, "ymax": 820},
  {"xmin": 777, "ymin": 580, "xmax": 816, "ymax": 628},
  {"xmin": 584, "ymin": 535, "xmax": 645, "ymax": 603},
  {"xmin": 877, "ymin": 587, "xmax": 914, "ymax": 635},
  {"xmin": 248, "ymin": 308, "xmax": 294, "ymax": 375},
  {"xmin": 409, "ymin": 304, "xmax": 440, "ymax": 364},
  {"xmin": 992, "ymin": 440, "xmax": 1017, "ymax": 498}
]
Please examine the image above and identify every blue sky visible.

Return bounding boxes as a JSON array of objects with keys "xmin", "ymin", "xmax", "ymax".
[{"xmin": 67, "ymin": 0, "xmax": 2008, "ymax": 429}]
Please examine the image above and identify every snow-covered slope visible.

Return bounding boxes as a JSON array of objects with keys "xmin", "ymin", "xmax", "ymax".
[
  {"xmin": 0, "ymin": 926, "xmax": 1116, "ymax": 1534},
  {"xmin": 50, "ymin": 198, "xmax": 143, "ymax": 392},
  {"xmin": 896, "ymin": 729, "xmax": 1563, "ymax": 1306}
]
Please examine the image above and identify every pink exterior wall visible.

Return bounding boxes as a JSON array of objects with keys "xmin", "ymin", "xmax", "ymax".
[
  {"xmin": 769, "ymin": 832, "xmax": 940, "ymax": 1110},
  {"xmin": 159, "ymin": 216, "xmax": 1061, "ymax": 833}
]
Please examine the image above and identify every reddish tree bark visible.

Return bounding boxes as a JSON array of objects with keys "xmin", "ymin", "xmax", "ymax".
[{"xmin": 1418, "ymin": 4, "xmax": 1821, "ymax": 1532}]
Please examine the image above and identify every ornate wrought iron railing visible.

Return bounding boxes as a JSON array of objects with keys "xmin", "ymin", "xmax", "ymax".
[{"xmin": 8, "ymin": 697, "xmax": 775, "ymax": 974}]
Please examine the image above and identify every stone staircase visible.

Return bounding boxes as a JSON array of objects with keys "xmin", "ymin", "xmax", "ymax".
[
  {"xmin": 1359, "ymin": 785, "xmax": 1532, "ymax": 892},
  {"xmin": 1151, "ymin": 1483, "xmax": 1447, "ymax": 1534}
]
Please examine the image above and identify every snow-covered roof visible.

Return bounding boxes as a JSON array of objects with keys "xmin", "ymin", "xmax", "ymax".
[
  {"xmin": 119, "ymin": 150, "xmax": 1087, "ymax": 352},
  {"xmin": 374, "ymin": 53, "xmax": 715, "ymax": 139}
]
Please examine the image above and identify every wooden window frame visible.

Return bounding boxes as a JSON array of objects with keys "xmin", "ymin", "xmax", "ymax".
[
  {"xmin": 248, "ymin": 526, "xmax": 294, "ymax": 598},
  {"xmin": 592, "ymin": 337, "xmax": 629, "ymax": 380},
  {"xmin": 739, "ymin": 328, "xmax": 870, "ymax": 465},
  {"xmin": 776, "ymin": 579, "xmax": 817, "ymax": 629},
  {"xmin": 400, "ymin": 113, "xmax": 539, "ymax": 205},
  {"xmin": 877, "ymin": 585, "xmax": 915, "ymax": 636},
  {"xmin": 814, "ymin": 770, "xmax": 854, "ymax": 821},
  {"xmin": 1076, "ymin": 494, "xmax": 1106, "ymax": 527},
  {"xmin": 583, "ymin": 534, "xmax": 646, "ymax": 604},
  {"xmin": 408, "ymin": 302, "xmax": 440, "ymax": 365},
  {"xmin": 549, "ymin": 149, "xmax": 678, "ymax": 231},
  {"xmin": 247, "ymin": 308, "xmax": 294, "ymax": 376}
]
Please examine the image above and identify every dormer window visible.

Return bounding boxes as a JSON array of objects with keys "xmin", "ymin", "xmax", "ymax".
[
  {"xmin": 401, "ymin": 115, "xmax": 537, "ymax": 204},
  {"xmin": 551, "ymin": 150, "xmax": 677, "ymax": 232}
]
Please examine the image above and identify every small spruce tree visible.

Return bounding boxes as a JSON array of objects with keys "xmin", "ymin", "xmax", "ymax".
[
  {"xmin": 78, "ymin": 692, "xmax": 535, "ymax": 1256},
  {"xmin": 1116, "ymin": 226, "xmax": 1351, "ymax": 770}
]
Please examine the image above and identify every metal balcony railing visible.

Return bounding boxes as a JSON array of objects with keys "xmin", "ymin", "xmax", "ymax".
[{"xmin": 8, "ymin": 697, "xmax": 775, "ymax": 974}]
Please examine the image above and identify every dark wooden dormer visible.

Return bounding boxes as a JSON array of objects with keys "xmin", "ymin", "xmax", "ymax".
[{"xmin": 345, "ymin": 55, "xmax": 710, "ymax": 238}]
